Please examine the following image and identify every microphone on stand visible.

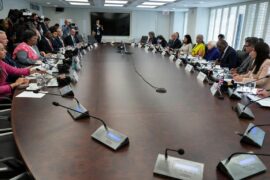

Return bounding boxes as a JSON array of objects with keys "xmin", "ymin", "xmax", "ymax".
[
  {"xmin": 52, "ymin": 101, "xmax": 129, "ymax": 150},
  {"xmin": 217, "ymin": 151, "xmax": 270, "ymax": 179},
  {"xmin": 233, "ymin": 95, "xmax": 270, "ymax": 119}
]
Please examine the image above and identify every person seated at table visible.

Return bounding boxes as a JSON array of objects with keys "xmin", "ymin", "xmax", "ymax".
[
  {"xmin": 147, "ymin": 31, "xmax": 157, "ymax": 45},
  {"xmin": 64, "ymin": 28, "xmax": 79, "ymax": 47},
  {"xmin": 0, "ymin": 43, "xmax": 38, "ymax": 97},
  {"xmin": 38, "ymin": 30, "xmax": 56, "ymax": 54},
  {"xmin": 233, "ymin": 42, "xmax": 270, "ymax": 89},
  {"xmin": 231, "ymin": 37, "xmax": 258, "ymax": 75},
  {"xmin": 204, "ymin": 41, "xmax": 220, "ymax": 61},
  {"xmin": 51, "ymin": 27, "xmax": 63, "ymax": 52},
  {"xmin": 218, "ymin": 34, "xmax": 225, "ymax": 41},
  {"xmin": 216, "ymin": 40, "xmax": 238, "ymax": 69},
  {"xmin": 12, "ymin": 29, "xmax": 44, "ymax": 67},
  {"xmin": 257, "ymin": 89, "xmax": 270, "ymax": 98},
  {"xmin": 168, "ymin": 33, "xmax": 182, "ymax": 49},
  {"xmin": 56, "ymin": 28, "xmax": 65, "ymax": 48},
  {"xmin": 156, "ymin": 35, "xmax": 167, "ymax": 48},
  {"xmin": 191, "ymin": 34, "xmax": 205, "ymax": 57},
  {"xmin": 179, "ymin": 34, "xmax": 193, "ymax": 55}
]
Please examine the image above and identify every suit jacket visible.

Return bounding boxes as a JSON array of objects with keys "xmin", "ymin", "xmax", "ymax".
[
  {"xmin": 52, "ymin": 37, "xmax": 64, "ymax": 52},
  {"xmin": 64, "ymin": 35, "xmax": 79, "ymax": 47},
  {"xmin": 219, "ymin": 46, "xmax": 238, "ymax": 69},
  {"xmin": 38, "ymin": 36, "xmax": 55, "ymax": 53},
  {"xmin": 169, "ymin": 39, "xmax": 182, "ymax": 49}
]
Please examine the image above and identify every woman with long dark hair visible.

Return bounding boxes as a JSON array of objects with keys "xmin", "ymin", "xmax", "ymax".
[
  {"xmin": 234, "ymin": 42, "xmax": 270, "ymax": 89},
  {"xmin": 179, "ymin": 34, "xmax": 193, "ymax": 55}
]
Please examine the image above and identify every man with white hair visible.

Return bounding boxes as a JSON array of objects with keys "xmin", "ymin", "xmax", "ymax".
[
  {"xmin": 204, "ymin": 41, "xmax": 220, "ymax": 61},
  {"xmin": 62, "ymin": 19, "xmax": 71, "ymax": 38},
  {"xmin": 168, "ymin": 32, "xmax": 182, "ymax": 49}
]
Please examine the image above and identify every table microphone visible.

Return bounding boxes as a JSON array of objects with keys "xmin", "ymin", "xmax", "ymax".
[
  {"xmin": 247, "ymin": 124, "xmax": 270, "ymax": 133},
  {"xmin": 217, "ymin": 152, "xmax": 270, "ymax": 179},
  {"xmin": 130, "ymin": 56, "xmax": 167, "ymax": 94},
  {"xmin": 165, "ymin": 148, "xmax": 185, "ymax": 159},
  {"xmin": 233, "ymin": 95, "xmax": 270, "ymax": 119},
  {"xmin": 52, "ymin": 101, "xmax": 108, "ymax": 130},
  {"xmin": 225, "ymin": 152, "xmax": 270, "ymax": 164},
  {"xmin": 52, "ymin": 101, "xmax": 129, "ymax": 150}
]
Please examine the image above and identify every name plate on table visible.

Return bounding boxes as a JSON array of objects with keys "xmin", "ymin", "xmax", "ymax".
[
  {"xmin": 154, "ymin": 154, "xmax": 204, "ymax": 180},
  {"xmin": 138, "ymin": 43, "xmax": 142, "ymax": 48},
  {"xmin": 175, "ymin": 59, "xmax": 183, "ymax": 66},
  {"xmin": 131, "ymin": 43, "xmax": 135, "ymax": 47},
  {"xmin": 152, "ymin": 48, "xmax": 157, "ymax": 54},
  {"xmin": 169, "ymin": 55, "xmax": 175, "ymax": 61},
  {"xmin": 87, "ymin": 46, "xmax": 91, "ymax": 51},
  {"xmin": 83, "ymin": 49, "xmax": 87, "ymax": 55},
  {"xmin": 94, "ymin": 43, "xmax": 98, "ymax": 48},
  {"xmin": 210, "ymin": 83, "xmax": 219, "ymax": 96},
  {"xmin": 197, "ymin": 72, "xmax": 207, "ymax": 82},
  {"xmin": 75, "ymin": 56, "xmax": 80, "ymax": 63},
  {"xmin": 72, "ymin": 71, "xmax": 79, "ymax": 82},
  {"xmin": 145, "ymin": 46, "xmax": 149, "ymax": 51},
  {"xmin": 162, "ymin": 51, "xmax": 166, "ymax": 56},
  {"xmin": 185, "ymin": 64, "xmax": 194, "ymax": 72}
]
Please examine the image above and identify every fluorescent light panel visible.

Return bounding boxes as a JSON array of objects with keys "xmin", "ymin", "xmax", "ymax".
[
  {"xmin": 65, "ymin": 0, "xmax": 89, "ymax": 2},
  {"xmin": 105, "ymin": 0, "xmax": 128, "ymax": 4},
  {"xmin": 137, "ymin": 5, "xmax": 157, "ymax": 8},
  {"xmin": 104, "ymin": 4, "xmax": 124, "ymax": 6},
  {"xmin": 69, "ymin": 2, "xmax": 90, "ymax": 5},
  {"xmin": 142, "ymin": 2, "xmax": 166, "ymax": 5},
  {"xmin": 149, "ymin": 0, "xmax": 175, "ymax": 2}
]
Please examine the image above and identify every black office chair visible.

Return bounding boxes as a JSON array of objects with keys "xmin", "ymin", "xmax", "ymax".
[{"xmin": 0, "ymin": 97, "xmax": 33, "ymax": 180}]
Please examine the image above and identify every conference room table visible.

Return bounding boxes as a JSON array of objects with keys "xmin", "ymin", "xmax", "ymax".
[{"xmin": 12, "ymin": 44, "xmax": 270, "ymax": 180}]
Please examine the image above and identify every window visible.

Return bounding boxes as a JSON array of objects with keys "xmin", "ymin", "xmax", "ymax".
[
  {"xmin": 213, "ymin": 8, "xmax": 222, "ymax": 41},
  {"xmin": 220, "ymin": 7, "xmax": 229, "ymax": 36},
  {"xmin": 207, "ymin": 9, "xmax": 216, "ymax": 42},
  {"xmin": 265, "ymin": 15, "xmax": 270, "ymax": 45},
  {"xmin": 207, "ymin": 1, "xmax": 270, "ymax": 49},
  {"xmin": 183, "ymin": 12, "xmax": 188, "ymax": 36},
  {"xmin": 243, "ymin": 4, "xmax": 257, "ymax": 39},
  {"xmin": 234, "ymin": 5, "xmax": 246, "ymax": 49},
  {"xmin": 254, "ymin": 2, "xmax": 268, "ymax": 38},
  {"xmin": 227, "ymin": 6, "xmax": 237, "ymax": 46}
]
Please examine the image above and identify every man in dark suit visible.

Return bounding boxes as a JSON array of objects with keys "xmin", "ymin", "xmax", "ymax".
[
  {"xmin": 92, "ymin": 19, "xmax": 104, "ymax": 43},
  {"xmin": 217, "ymin": 40, "xmax": 238, "ymax": 69},
  {"xmin": 51, "ymin": 27, "xmax": 63, "ymax": 52},
  {"xmin": 168, "ymin": 33, "xmax": 182, "ymax": 49},
  {"xmin": 40, "ymin": 17, "xmax": 50, "ymax": 35},
  {"xmin": 64, "ymin": 28, "xmax": 79, "ymax": 47},
  {"xmin": 38, "ymin": 31, "xmax": 55, "ymax": 54}
]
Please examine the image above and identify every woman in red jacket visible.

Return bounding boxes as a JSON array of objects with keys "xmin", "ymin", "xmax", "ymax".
[{"xmin": 0, "ymin": 43, "xmax": 38, "ymax": 96}]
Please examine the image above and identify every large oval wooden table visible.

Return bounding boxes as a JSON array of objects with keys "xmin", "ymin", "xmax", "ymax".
[{"xmin": 12, "ymin": 44, "xmax": 270, "ymax": 180}]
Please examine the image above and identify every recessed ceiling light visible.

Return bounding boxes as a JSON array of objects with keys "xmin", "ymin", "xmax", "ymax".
[
  {"xmin": 142, "ymin": 2, "xmax": 166, "ymax": 6},
  {"xmin": 105, "ymin": 0, "xmax": 128, "ymax": 4},
  {"xmin": 149, "ymin": 0, "xmax": 175, "ymax": 2},
  {"xmin": 65, "ymin": 0, "xmax": 89, "ymax": 2},
  {"xmin": 137, "ymin": 5, "xmax": 157, "ymax": 8},
  {"xmin": 46, "ymin": 2, "xmax": 51, "ymax": 4},
  {"xmin": 104, "ymin": 4, "xmax": 124, "ymax": 7},
  {"xmin": 69, "ymin": 2, "xmax": 90, "ymax": 5}
]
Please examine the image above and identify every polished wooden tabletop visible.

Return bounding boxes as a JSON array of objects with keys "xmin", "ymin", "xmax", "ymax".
[{"xmin": 12, "ymin": 44, "xmax": 270, "ymax": 180}]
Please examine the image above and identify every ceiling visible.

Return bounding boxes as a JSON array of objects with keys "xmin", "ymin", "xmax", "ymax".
[{"xmin": 28, "ymin": 0, "xmax": 254, "ymax": 11}]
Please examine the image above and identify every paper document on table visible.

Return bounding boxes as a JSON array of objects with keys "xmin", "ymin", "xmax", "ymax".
[
  {"xmin": 247, "ymin": 94, "xmax": 270, "ymax": 107},
  {"xmin": 16, "ymin": 91, "xmax": 45, "ymax": 98}
]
